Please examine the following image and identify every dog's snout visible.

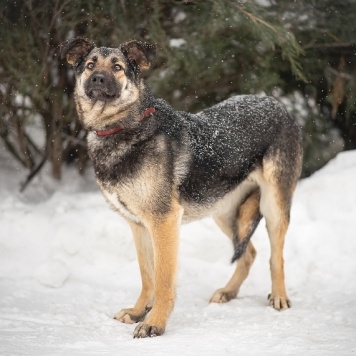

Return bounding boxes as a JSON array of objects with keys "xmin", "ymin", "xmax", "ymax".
[
  {"xmin": 85, "ymin": 71, "xmax": 119, "ymax": 101},
  {"xmin": 91, "ymin": 73, "xmax": 106, "ymax": 85}
]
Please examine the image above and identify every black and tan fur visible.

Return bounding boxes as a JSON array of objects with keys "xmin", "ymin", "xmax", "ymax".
[{"xmin": 60, "ymin": 37, "xmax": 303, "ymax": 338}]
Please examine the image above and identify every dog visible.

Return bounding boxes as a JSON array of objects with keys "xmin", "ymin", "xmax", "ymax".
[{"xmin": 60, "ymin": 37, "xmax": 303, "ymax": 338}]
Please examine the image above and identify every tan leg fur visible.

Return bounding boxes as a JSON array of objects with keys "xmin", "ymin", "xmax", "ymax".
[
  {"xmin": 133, "ymin": 199, "xmax": 183, "ymax": 338},
  {"xmin": 115, "ymin": 222, "xmax": 154, "ymax": 324},
  {"xmin": 210, "ymin": 242, "xmax": 257, "ymax": 303},
  {"xmin": 258, "ymin": 160, "xmax": 297, "ymax": 310},
  {"xmin": 210, "ymin": 191, "xmax": 260, "ymax": 303}
]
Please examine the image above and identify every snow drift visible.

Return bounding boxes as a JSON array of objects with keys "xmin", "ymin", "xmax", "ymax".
[{"xmin": 0, "ymin": 150, "xmax": 355, "ymax": 355}]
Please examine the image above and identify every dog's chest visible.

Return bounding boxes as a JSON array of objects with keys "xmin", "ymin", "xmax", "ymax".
[
  {"xmin": 100, "ymin": 186, "xmax": 141, "ymax": 223},
  {"xmin": 96, "ymin": 163, "xmax": 164, "ymax": 224}
]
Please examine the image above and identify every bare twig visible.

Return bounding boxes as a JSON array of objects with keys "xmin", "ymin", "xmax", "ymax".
[
  {"xmin": 20, "ymin": 154, "xmax": 47, "ymax": 192},
  {"xmin": 14, "ymin": 116, "xmax": 35, "ymax": 169},
  {"xmin": 303, "ymin": 41, "xmax": 356, "ymax": 50},
  {"xmin": 0, "ymin": 134, "xmax": 27, "ymax": 167}
]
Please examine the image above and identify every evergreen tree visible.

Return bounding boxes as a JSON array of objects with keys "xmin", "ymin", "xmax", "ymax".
[
  {"xmin": 0, "ymin": 0, "xmax": 354, "ymax": 185},
  {"xmin": 268, "ymin": 0, "xmax": 356, "ymax": 175}
]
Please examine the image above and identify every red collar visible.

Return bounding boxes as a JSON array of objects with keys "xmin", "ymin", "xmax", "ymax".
[{"xmin": 95, "ymin": 107, "xmax": 156, "ymax": 137}]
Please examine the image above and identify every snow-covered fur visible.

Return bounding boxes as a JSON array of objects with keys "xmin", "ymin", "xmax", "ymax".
[{"xmin": 60, "ymin": 37, "xmax": 303, "ymax": 338}]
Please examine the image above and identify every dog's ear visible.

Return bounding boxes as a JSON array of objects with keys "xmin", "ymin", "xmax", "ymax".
[
  {"xmin": 121, "ymin": 40, "xmax": 156, "ymax": 72},
  {"xmin": 60, "ymin": 37, "xmax": 95, "ymax": 66}
]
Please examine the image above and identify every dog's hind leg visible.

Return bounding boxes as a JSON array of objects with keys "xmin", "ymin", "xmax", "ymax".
[
  {"xmin": 210, "ymin": 190, "xmax": 261, "ymax": 303},
  {"xmin": 258, "ymin": 156, "xmax": 300, "ymax": 311},
  {"xmin": 114, "ymin": 222, "xmax": 154, "ymax": 324}
]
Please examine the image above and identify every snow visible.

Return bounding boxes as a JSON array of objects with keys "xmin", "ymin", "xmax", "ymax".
[
  {"xmin": 1, "ymin": 147, "xmax": 356, "ymax": 355},
  {"xmin": 169, "ymin": 38, "xmax": 187, "ymax": 48}
]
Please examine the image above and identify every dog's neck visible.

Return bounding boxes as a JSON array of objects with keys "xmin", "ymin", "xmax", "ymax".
[
  {"xmin": 95, "ymin": 107, "xmax": 156, "ymax": 136},
  {"xmin": 83, "ymin": 84, "xmax": 156, "ymax": 134}
]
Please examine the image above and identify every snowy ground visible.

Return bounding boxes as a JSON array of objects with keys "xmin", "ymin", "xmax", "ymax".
[{"xmin": 1, "ymin": 148, "xmax": 356, "ymax": 355}]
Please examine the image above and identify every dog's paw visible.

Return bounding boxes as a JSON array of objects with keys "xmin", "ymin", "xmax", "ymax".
[
  {"xmin": 268, "ymin": 293, "xmax": 291, "ymax": 311},
  {"xmin": 114, "ymin": 307, "xmax": 149, "ymax": 324},
  {"xmin": 209, "ymin": 288, "xmax": 237, "ymax": 303},
  {"xmin": 133, "ymin": 322, "xmax": 165, "ymax": 338}
]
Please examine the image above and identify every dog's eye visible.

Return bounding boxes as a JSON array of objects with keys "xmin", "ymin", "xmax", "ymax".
[
  {"xmin": 86, "ymin": 62, "xmax": 94, "ymax": 70},
  {"xmin": 113, "ymin": 64, "xmax": 122, "ymax": 71}
]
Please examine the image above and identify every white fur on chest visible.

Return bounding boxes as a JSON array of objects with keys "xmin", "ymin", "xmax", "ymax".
[{"xmin": 102, "ymin": 188, "xmax": 141, "ymax": 223}]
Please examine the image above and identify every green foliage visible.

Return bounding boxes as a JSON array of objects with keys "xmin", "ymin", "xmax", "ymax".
[
  {"xmin": 270, "ymin": 0, "xmax": 356, "ymax": 171},
  {"xmin": 0, "ymin": 0, "xmax": 355, "ymax": 184}
]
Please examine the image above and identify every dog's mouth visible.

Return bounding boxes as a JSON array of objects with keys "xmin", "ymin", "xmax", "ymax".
[{"xmin": 86, "ymin": 89, "xmax": 118, "ymax": 101}]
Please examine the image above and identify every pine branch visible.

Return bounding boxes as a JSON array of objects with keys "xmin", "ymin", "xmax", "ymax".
[
  {"xmin": 234, "ymin": 3, "xmax": 278, "ymax": 35},
  {"xmin": 303, "ymin": 41, "xmax": 356, "ymax": 49}
]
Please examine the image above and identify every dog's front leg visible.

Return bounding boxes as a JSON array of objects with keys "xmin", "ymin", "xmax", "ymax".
[
  {"xmin": 133, "ymin": 201, "xmax": 182, "ymax": 338},
  {"xmin": 115, "ymin": 222, "xmax": 154, "ymax": 324}
]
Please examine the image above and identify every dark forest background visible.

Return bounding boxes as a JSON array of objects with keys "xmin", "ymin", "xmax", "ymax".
[{"xmin": 0, "ymin": 0, "xmax": 355, "ymax": 189}]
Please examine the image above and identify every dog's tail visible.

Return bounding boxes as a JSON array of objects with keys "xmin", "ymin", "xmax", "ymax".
[{"xmin": 231, "ymin": 190, "xmax": 262, "ymax": 263}]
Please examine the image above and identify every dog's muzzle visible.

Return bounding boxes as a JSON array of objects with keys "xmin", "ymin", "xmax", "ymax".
[{"xmin": 85, "ymin": 72, "xmax": 119, "ymax": 101}]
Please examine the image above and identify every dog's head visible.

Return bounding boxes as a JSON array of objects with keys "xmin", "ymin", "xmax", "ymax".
[{"xmin": 60, "ymin": 37, "xmax": 156, "ymax": 129}]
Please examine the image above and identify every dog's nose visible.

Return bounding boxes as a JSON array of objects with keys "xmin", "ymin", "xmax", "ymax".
[
  {"xmin": 85, "ymin": 72, "xmax": 117, "ymax": 100},
  {"xmin": 91, "ymin": 73, "xmax": 106, "ymax": 84}
]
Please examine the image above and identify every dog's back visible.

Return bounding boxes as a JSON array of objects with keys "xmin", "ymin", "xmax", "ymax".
[{"xmin": 178, "ymin": 95, "xmax": 301, "ymax": 206}]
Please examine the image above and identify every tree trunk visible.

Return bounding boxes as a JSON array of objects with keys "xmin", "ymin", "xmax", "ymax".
[{"xmin": 51, "ymin": 90, "xmax": 63, "ymax": 180}]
